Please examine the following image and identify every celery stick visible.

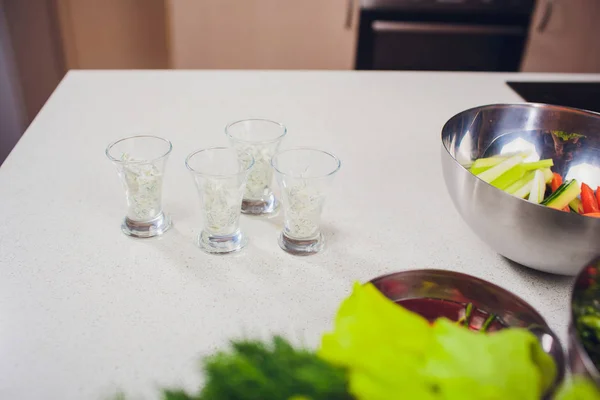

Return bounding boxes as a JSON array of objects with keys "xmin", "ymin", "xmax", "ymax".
[
  {"xmin": 470, "ymin": 156, "xmax": 507, "ymax": 175},
  {"xmin": 541, "ymin": 168, "xmax": 553, "ymax": 184},
  {"xmin": 506, "ymin": 171, "xmax": 535, "ymax": 194},
  {"xmin": 490, "ymin": 164, "xmax": 526, "ymax": 190},
  {"xmin": 527, "ymin": 170, "xmax": 546, "ymax": 204},
  {"xmin": 469, "ymin": 152, "xmax": 531, "ymax": 175},
  {"xmin": 522, "ymin": 159, "xmax": 554, "ymax": 171},
  {"xmin": 513, "ymin": 181, "xmax": 534, "ymax": 199},
  {"xmin": 476, "ymin": 154, "xmax": 527, "ymax": 183}
]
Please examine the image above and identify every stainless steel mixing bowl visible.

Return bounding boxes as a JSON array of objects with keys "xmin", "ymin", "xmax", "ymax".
[
  {"xmin": 370, "ymin": 269, "xmax": 565, "ymax": 397},
  {"xmin": 441, "ymin": 103, "xmax": 600, "ymax": 275},
  {"xmin": 569, "ymin": 257, "xmax": 600, "ymax": 388}
]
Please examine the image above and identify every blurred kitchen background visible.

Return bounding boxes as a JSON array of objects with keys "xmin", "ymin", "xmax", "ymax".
[{"xmin": 1, "ymin": 0, "xmax": 599, "ymax": 164}]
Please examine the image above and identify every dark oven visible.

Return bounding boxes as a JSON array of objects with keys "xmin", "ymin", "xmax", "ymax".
[{"xmin": 356, "ymin": 0, "xmax": 535, "ymax": 72}]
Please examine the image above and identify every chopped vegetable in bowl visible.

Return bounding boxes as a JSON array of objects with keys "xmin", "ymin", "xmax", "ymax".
[
  {"xmin": 573, "ymin": 264, "xmax": 600, "ymax": 371},
  {"xmin": 467, "ymin": 152, "xmax": 600, "ymax": 217}
]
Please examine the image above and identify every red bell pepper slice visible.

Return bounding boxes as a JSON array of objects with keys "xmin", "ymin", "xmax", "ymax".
[
  {"xmin": 551, "ymin": 173, "xmax": 562, "ymax": 192},
  {"xmin": 581, "ymin": 183, "xmax": 600, "ymax": 214},
  {"xmin": 597, "ymin": 186, "xmax": 600, "ymax": 207}
]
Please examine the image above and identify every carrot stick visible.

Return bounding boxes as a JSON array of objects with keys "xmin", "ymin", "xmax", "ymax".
[
  {"xmin": 582, "ymin": 183, "xmax": 600, "ymax": 214},
  {"xmin": 549, "ymin": 174, "xmax": 569, "ymax": 211},
  {"xmin": 584, "ymin": 212, "xmax": 600, "ymax": 218}
]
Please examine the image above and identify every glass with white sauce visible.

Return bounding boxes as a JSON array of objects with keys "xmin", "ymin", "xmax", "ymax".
[
  {"xmin": 226, "ymin": 119, "xmax": 286, "ymax": 215},
  {"xmin": 271, "ymin": 147, "xmax": 341, "ymax": 255},
  {"xmin": 185, "ymin": 147, "xmax": 254, "ymax": 254},
  {"xmin": 106, "ymin": 135, "xmax": 172, "ymax": 238}
]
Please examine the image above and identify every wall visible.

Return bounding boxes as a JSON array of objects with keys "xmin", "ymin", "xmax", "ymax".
[
  {"xmin": 3, "ymin": 0, "xmax": 66, "ymax": 123},
  {"xmin": 0, "ymin": 2, "xmax": 26, "ymax": 164}
]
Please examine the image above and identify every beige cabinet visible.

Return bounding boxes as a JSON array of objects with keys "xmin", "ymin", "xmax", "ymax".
[
  {"xmin": 166, "ymin": 0, "xmax": 360, "ymax": 69},
  {"xmin": 56, "ymin": 0, "xmax": 168, "ymax": 69},
  {"xmin": 521, "ymin": 0, "xmax": 600, "ymax": 73}
]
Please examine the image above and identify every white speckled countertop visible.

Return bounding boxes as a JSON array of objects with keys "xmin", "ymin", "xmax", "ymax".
[{"xmin": 1, "ymin": 71, "xmax": 597, "ymax": 399}]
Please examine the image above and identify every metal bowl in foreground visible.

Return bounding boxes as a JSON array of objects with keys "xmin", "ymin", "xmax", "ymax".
[
  {"xmin": 369, "ymin": 269, "xmax": 565, "ymax": 396},
  {"xmin": 569, "ymin": 258, "xmax": 600, "ymax": 388},
  {"xmin": 441, "ymin": 103, "xmax": 600, "ymax": 275}
]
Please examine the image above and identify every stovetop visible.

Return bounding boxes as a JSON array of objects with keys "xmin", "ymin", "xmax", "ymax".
[{"xmin": 507, "ymin": 81, "xmax": 600, "ymax": 114}]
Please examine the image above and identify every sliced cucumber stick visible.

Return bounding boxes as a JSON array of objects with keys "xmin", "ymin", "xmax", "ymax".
[
  {"xmin": 541, "ymin": 180, "xmax": 581, "ymax": 210},
  {"xmin": 570, "ymin": 197, "xmax": 584, "ymax": 214}
]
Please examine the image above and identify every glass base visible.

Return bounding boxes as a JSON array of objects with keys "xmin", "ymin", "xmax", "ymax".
[
  {"xmin": 197, "ymin": 229, "xmax": 247, "ymax": 254},
  {"xmin": 278, "ymin": 232, "xmax": 324, "ymax": 256},
  {"xmin": 241, "ymin": 194, "xmax": 279, "ymax": 215},
  {"xmin": 121, "ymin": 212, "xmax": 171, "ymax": 238}
]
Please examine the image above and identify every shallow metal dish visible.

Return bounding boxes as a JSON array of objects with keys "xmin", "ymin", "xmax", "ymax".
[
  {"xmin": 441, "ymin": 103, "xmax": 600, "ymax": 275},
  {"xmin": 569, "ymin": 257, "xmax": 600, "ymax": 387},
  {"xmin": 369, "ymin": 269, "xmax": 565, "ymax": 396}
]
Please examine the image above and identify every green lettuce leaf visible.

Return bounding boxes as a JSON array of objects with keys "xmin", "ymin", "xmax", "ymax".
[
  {"xmin": 319, "ymin": 282, "xmax": 556, "ymax": 400},
  {"xmin": 319, "ymin": 282, "xmax": 431, "ymax": 400}
]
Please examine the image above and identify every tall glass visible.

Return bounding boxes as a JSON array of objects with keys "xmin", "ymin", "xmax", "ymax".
[
  {"xmin": 185, "ymin": 147, "xmax": 254, "ymax": 254},
  {"xmin": 225, "ymin": 119, "xmax": 287, "ymax": 215},
  {"xmin": 272, "ymin": 148, "xmax": 341, "ymax": 255},
  {"xmin": 106, "ymin": 135, "xmax": 172, "ymax": 238}
]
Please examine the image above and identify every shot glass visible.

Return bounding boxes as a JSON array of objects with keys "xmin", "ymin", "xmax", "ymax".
[
  {"xmin": 185, "ymin": 147, "xmax": 254, "ymax": 254},
  {"xmin": 105, "ymin": 135, "xmax": 172, "ymax": 238},
  {"xmin": 225, "ymin": 119, "xmax": 287, "ymax": 215},
  {"xmin": 271, "ymin": 148, "xmax": 341, "ymax": 255}
]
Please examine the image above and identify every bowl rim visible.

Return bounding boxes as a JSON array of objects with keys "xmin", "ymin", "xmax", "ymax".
[
  {"xmin": 369, "ymin": 268, "xmax": 550, "ymax": 326},
  {"xmin": 441, "ymin": 102, "xmax": 600, "ymax": 223},
  {"xmin": 569, "ymin": 324, "xmax": 600, "ymax": 384}
]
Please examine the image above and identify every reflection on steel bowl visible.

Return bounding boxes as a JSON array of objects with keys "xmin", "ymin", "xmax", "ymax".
[
  {"xmin": 570, "ymin": 257, "xmax": 600, "ymax": 388},
  {"xmin": 441, "ymin": 103, "xmax": 600, "ymax": 275},
  {"xmin": 369, "ymin": 269, "xmax": 565, "ymax": 396}
]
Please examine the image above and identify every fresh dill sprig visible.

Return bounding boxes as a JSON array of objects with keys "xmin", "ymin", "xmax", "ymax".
[{"xmin": 161, "ymin": 336, "xmax": 353, "ymax": 400}]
